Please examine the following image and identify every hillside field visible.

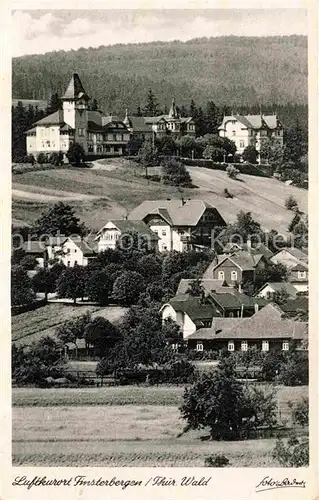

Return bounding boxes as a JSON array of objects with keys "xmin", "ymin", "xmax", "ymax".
[{"xmin": 12, "ymin": 160, "xmax": 307, "ymax": 234}]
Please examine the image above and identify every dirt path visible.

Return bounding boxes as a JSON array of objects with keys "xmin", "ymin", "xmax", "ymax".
[{"xmin": 12, "ymin": 186, "xmax": 102, "ymax": 202}]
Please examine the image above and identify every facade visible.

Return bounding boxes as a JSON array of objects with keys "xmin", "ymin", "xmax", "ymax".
[
  {"xmin": 161, "ymin": 294, "xmax": 217, "ymax": 340},
  {"xmin": 25, "ymin": 73, "xmax": 130, "ymax": 159},
  {"xmin": 95, "ymin": 220, "xmax": 159, "ymax": 252},
  {"xmin": 218, "ymin": 114, "xmax": 284, "ymax": 156},
  {"xmin": 186, "ymin": 303, "xmax": 307, "ymax": 352},
  {"xmin": 123, "ymin": 100, "xmax": 195, "ymax": 140},
  {"xmin": 270, "ymin": 247, "xmax": 308, "ymax": 269},
  {"xmin": 287, "ymin": 262, "xmax": 309, "ymax": 293},
  {"xmin": 60, "ymin": 237, "xmax": 98, "ymax": 267},
  {"xmin": 128, "ymin": 199, "xmax": 226, "ymax": 252},
  {"xmin": 204, "ymin": 251, "xmax": 267, "ymax": 285}
]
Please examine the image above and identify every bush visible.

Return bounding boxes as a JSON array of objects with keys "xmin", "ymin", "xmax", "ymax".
[
  {"xmin": 164, "ymin": 359, "xmax": 197, "ymax": 384},
  {"xmin": 279, "ymin": 352, "xmax": 308, "ymax": 386},
  {"xmin": 226, "ymin": 165, "xmax": 240, "ymax": 179},
  {"xmin": 288, "ymin": 397, "xmax": 309, "ymax": 426},
  {"xmin": 273, "ymin": 435, "xmax": 309, "ymax": 467},
  {"xmin": 37, "ymin": 152, "xmax": 47, "ymax": 164},
  {"xmin": 204, "ymin": 454, "xmax": 230, "ymax": 467},
  {"xmin": 285, "ymin": 195, "xmax": 298, "ymax": 210},
  {"xmin": 162, "ymin": 158, "xmax": 192, "ymax": 187}
]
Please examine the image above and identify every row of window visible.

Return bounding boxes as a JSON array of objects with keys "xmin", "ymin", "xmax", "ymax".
[
  {"xmin": 196, "ymin": 340, "xmax": 289, "ymax": 352},
  {"xmin": 218, "ymin": 270, "xmax": 237, "ymax": 281},
  {"xmin": 87, "ymin": 132, "xmax": 128, "ymax": 141},
  {"xmin": 153, "ymin": 229, "xmax": 167, "ymax": 237}
]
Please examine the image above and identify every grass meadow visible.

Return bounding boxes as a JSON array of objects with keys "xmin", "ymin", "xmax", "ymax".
[{"xmin": 12, "ymin": 385, "xmax": 308, "ymax": 467}]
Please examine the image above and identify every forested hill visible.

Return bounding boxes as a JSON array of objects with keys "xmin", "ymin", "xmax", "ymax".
[{"xmin": 12, "ymin": 35, "xmax": 307, "ymax": 115}]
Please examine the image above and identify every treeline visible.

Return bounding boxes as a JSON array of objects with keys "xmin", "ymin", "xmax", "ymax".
[{"xmin": 13, "ymin": 35, "xmax": 307, "ymax": 112}]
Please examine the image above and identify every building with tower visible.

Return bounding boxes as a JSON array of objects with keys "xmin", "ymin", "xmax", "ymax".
[
  {"xmin": 25, "ymin": 73, "xmax": 130, "ymax": 160},
  {"xmin": 123, "ymin": 99, "xmax": 196, "ymax": 141}
]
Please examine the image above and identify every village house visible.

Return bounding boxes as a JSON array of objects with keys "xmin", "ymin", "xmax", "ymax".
[
  {"xmin": 255, "ymin": 281, "xmax": 298, "ymax": 299},
  {"xmin": 218, "ymin": 113, "xmax": 284, "ymax": 156},
  {"xmin": 60, "ymin": 237, "xmax": 98, "ymax": 267},
  {"xmin": 208, "ymin": 290, "xmax": 267, "ymax": 318},
  {"xmin": 287, "ymin": 262, "xmax": 309, "ymax": 293},
  {"xmin": 128, "ymin": 199, "xmax": 226, "ymax": 252},
  {"xmin": 186, "ymin": 303, "xmax": 307, "ymax": 353},
  {"xmin": 270, "ymin": 247, "xmax": 308, "ymax": 269},
  {"xmin": 203, "ymin": 250, "xmax": 267, "ymax": 286},
  {"xmin": 160, "ymin": 294, "xmax": 217, "ymax": 340},
  {"xmin": 123, "ymin": 99, "xmax": 195, "ymax": 141},
  {"xmin": 95, "ymin": 220, "xmax": 159, "ymax": 252},
  {"xmin": 25, "ymin": 73, "xmax": 130, "ymax": 160},
  {"xmin": 21, "ymin": 236, "xmax": 67, "ymax": 268}
]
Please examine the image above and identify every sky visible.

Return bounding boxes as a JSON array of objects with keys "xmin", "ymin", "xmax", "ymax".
[{"xmin": 12, "ymin": 9, "xmax": 308, "ymax": 57}]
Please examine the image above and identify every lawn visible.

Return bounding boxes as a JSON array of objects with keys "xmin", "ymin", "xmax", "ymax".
[
  {"xmin": 12, "ymin": 303, "xmax": 127, "ymax": 346},
  {"xmin": 12, "ymin": 161, "xmax": 307, "ymax": 233}
]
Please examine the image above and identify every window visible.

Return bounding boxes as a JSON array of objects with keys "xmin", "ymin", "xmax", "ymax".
[
  {"xmin": 298, "ymin": 271, "xmax": 307, "ymax": 279},
  {"xmin": 196, "ymin": 342, "xmax": 203, "ymax": 352},
  {"xmin": 282, "ymin": 341, "xmax": 289, "ymax": 351},
  {"xmin": 162, "ymin": 230, "xmax": 167, "ymax": 236},
  {"xmin": 74, "ymin": 260, "xmax": 78, "ymax": 265},
  {"xmin": 231, "ymin": 271, "xmax": 238, "ymax": 281},
  {"xmin": 113, "ymin": 134, "xmax": 117, "ymax": 141},
  {"xmin": 240, "ymin": 140, "xmax": 245, "ymax": 148},
  {"xmin": 218, "ymin": 271, "xmax": 225, "ymax": 280},
  {"xmin": 67, "ymin": 261, "xmax": 71, "ymax": 267},
  {"xmin": 232, "ymin": 120, "xmax": 236, "ymax": 125},
  {"xmin": 229, "ymin": 312, "xmax": 234, "ymax": 318},
  {"xmin": 241, "ymin": 340, "xmax": 248, "ymax": 351},
  {"xmin": 74, "ymin": 249, "xmax": 77, "ymax": 253},
  {"xmin": 78, "ymin": 128, "xmax": 85, "ymax": 136},
  {"xmin": 262, "ymin": 340, "xmax": 269, "ymax": 352},
  {"xmin": 232, "ymin": 130, "xmax": 236, "ymax": 136},
  {"xmin": 228, "ymin": 341, "xmax": 234, "ymax": 351}
]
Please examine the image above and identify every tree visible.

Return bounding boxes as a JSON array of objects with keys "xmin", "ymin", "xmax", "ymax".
[
  {"xmin": 279, "ymin": 351, "xmax": 308, "ymax": 386},
  {"xmin": 19, "ymin": 255, "xmax": 38, "ymax": 270},
  {"xmin": 46, "ymin": 93, "xmax": 62, "ymax": 114},
  {"xmin": 84, "ymin": 317, "xmax": 121, "ymax": 356},
  {"xmin": 176, "ymin": 135, "xmax": 197, "ymax": 158},
  {"xmin": 179, "ymin": 358, "xmax": 277, "ymax": 440},
  {"xmin": 112, "ymin": 271, "xmax": 145, "ymax": 305},
  {"xmin": 11, "ymin": 265, "xmax": 35, "ymax": 306},
  {"xmin": 56, "ymin": 312, "xmax": 91, "ymax": 345},
  {"xmin": 288, "ymin": 397, "xmax": 308, "ymax": 427},
  {"xmin": 85, "ymin": 269, "xmax": 113, "ymax": 304},
  {"xmin": 156, "ymin": 135, "xmax": 177, "ymax": 156},
  {"xmin": 162, "ymin": 158, "xmax": 192, "ymax": 187},
  {"xmin": 226, "ymin": 165, "xmax": 240, "ymax": 179},
  {"xmin": 242, "ymin": 145, "xmax": 258, "ymax": 164},
  {"xmin": 31, "ymin": 268, "xmax": 53, "ymax": 299},
  {"xmin": 32, "ymin": 202, "xmax": 87, "ymax": 236},
  {"xmin": 285, "ymin": 195, "xmax": 298, "ymax": 211},
  {"xmin": 269, "ymin": 288, "xmax": 290, "ymax": 305},
  {"xmin": 137, "ymin": 138, "xmax": 157, "ymax": 175},
  {"xmin": 186, "ymin": 278, "xmax": 205, "ymax": 297},
  {"xmin": 88, "ymin": 98, "xmax": 99, "ymax": 111},
  {"xmin": 288, "ymin": 211, "xmax": 301, "ymax": 233},
  {"xmin": 255, "ymin": 262, "xmax": 288, "ymax": 290},
  {"xmin": 260, "ymin": 137, "xmax": 285, "ymax": 172},
  {"xmin": 127, "ymin": 136, "xmax": 143, "ymax": 156},
  {"xmin": 56, "ymin": 266, "xmax": 87, "ymax": 303},
  {"xmin": 236, "ymin": 211, "xmax": 261, "ymax": 241},
  {"xmin": 143, "ymin": 88, "xmax": 160, "ymax": 116},
  {"xmin": 66, "ymin": 142, "xmax": 85, "ymax": 166},
  {"xmin": 284, "ymin": 120, "xmax": 306, "ymax": 165},
  {"xmin": 204, "ymin": 101, "xmax": 220, "ymax": 135}
]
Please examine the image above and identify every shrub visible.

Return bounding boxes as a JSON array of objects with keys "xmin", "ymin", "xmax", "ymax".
[
  {"xmin": 164, "ymin": 359, "xmax": 197, "ymax": 384},
  {"xmin": 285, "ymin": 195, "xmax": 298, "ymax": 210},
  {"xmin": 204, "ymin": 454, "xmax": 230, "ymax": 467},
  {"xmin": 37, "ymin": 152, "xmax": 47, "ymax": 164},
  {"xmin": 273, "ymin": 435, "xmax": 309, "ymax": 467},
  {"xmin": 279, "ymin": 352, "xmax": 308, "ymax": 386},
  {"xmin": 288, "ymin": 397, "xmax": 309, "ymax": 426},
  {"xmin": 226, "ymin": 165, "xmax": 240, "ymax": 179}
]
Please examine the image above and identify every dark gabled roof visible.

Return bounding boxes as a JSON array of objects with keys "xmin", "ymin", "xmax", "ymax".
[
  {"xmin": 64, "ymin": 237, "xmax": 98, "ymax": 256},
  {"xmin": 22, "ymin": 241, "xmax": 46, "ymax": 254},
  {"xmin": 218, "ymin": 114, "xmax": 281, "ymax": 131},
  {"xmin": 213, "ymin": 252, "xmax": 258, "ymax": 272},
  {"xmin": 62, "ymin": 73, "xmax": 89, "ymax": 101},
  {"xmin": 167, "ymin": 294, "xmax": 217, "ymax": 322},
  {"xmin": 34, "ymin": 110, "xmax": 65, "ymax": 126},
  {"xmin": 128, "ymin": 116, "xmax": 153, "ymax": 133},
  {"xmin": 144, "ymin": 116, "xmax": 167, "ymax": 124},
  {"xmin": 272, "ymin": 247, "xmax": 308, "ymax": 261},
  {"xmin": 176, "ymin": 278, "xmax": 224, "ymax": 295},
  {"xmin": 129, "ymin": 199, "xmax": 225, "ymax": 227},
  {"xmin": 209, "ymin": 290, "xmax": 266, "ymax": 310},
  {"xmin": 188, "ymin": 303, "xmax": 308, "ymax": 341},
  {"xmin": 290, "ymin": 262, "xmax": 308, "ymax": 272}
]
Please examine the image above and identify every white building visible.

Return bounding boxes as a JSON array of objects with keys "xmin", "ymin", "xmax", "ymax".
[
  {"xmin": 218, "ymin": 114, "xmax": 284, "ymax": 156},
  {"xmin": 60, "ymin": 237, "xmax": 98, "ymax": 267},
  {"xmin": 270, "ymin": 247, "xmax": 308, "ymax": 270},
  {"xmin": 25, "ymin": 73, "xmax": 130, "ymax": 160},
  {"xmin": 128, "ymin": 199, "xmax": 226, "ymax": 252},
  {"xmin": 95, "ymin": 220, "xmax": 159, "ymax": 252}
]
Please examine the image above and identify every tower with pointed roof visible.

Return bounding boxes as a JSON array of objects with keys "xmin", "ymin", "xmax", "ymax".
[{"xmin": 62, "ymin": 73, "xmax": 90, "ymax": 149}]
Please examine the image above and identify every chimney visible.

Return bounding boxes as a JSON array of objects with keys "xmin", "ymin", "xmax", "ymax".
[
  {"xmin": 247, "ymin": 238, "xmax": 252, "ymax": 252},
  {"xmin": 254, "ymin": 302, "xmax": 259, "ymax": 314}
]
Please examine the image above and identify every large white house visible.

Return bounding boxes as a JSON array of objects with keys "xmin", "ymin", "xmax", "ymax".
[
  {"xmin": 95, "ymin": 220, "xmax": 159, "ymax": 252},
  {"xmin": 25, "ymin": 73, "xmax": 130, "ymax": 160},
  {"xmin": 218, "ymin": 114, "xmax": 284, "ymax": 156},
  {"xmin": 128, "ymin": 199, "xmax": 226, "ymax": 252}
]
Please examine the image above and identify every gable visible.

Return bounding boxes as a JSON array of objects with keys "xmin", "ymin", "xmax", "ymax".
[{"xmin": 213, "ymin": 257, "xmax": 242, "ymax": 272}]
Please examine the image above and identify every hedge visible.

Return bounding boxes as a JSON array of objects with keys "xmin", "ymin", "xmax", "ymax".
[
  {"xmin": 11, "ymin": 298, "xmax": 47, "ymax": 316},
  {"xmin": 181, "ymin": 159, "xmax": 270, "ymax": 177}
]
